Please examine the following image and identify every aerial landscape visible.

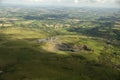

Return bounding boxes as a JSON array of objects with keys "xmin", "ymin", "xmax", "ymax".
[{"xmin": 0, "ymin": 0, "xmax": 120, "ymax": 80}]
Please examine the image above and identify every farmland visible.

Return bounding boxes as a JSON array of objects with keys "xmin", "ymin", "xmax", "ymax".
[{"xmin": 0, "ymin": 6, "xmax": 120, "ymax": 80}]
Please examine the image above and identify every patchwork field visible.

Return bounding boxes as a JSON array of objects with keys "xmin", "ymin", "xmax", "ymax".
[{"xmin": 0, "ymin": 6, "xmax": 120, "ymax": 80}]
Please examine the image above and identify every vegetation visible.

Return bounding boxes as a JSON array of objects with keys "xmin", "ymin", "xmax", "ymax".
[{"xmin": 0, "ymin": 6, "xmax": 120, "ymax": 80}]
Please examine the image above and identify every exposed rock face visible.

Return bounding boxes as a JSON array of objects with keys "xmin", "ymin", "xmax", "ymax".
[
  {"xmin": 0, "ymin": 70, "xmax": 3, "ymax": 74},
  {"xmin": 56, "ymin": 43, "xmax": 92, "ymax": 52},
  {"xmin": 82, "ymin": 45, "xmax": 91, "ymax": 51},
  {"xmin": 37, "ymin": 37, "xmax": 58, "ymax": 43}
]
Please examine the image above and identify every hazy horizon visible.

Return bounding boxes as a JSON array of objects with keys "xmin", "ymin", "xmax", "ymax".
[{"xmin": 0, "ymin": 0, "xmax": 120, "ymax": 8}]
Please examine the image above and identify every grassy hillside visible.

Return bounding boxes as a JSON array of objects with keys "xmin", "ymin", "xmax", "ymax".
[
  {"xmin": 0, "ymin": 27, "xmax": 120, "ymax": 80},
  {"xmin": 0, "ymin": 7, "xmax": 120, "ymax": 80}
]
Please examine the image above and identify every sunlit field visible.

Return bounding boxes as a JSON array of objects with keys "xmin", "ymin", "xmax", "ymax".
[{"xmin": 0, "ymin": 5, "xmax": 120, "ymax": 80}]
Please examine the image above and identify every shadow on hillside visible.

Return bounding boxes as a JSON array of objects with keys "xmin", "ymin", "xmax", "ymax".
[{"xmin": 0, "ymin": 33, "xmax": 120, "ymax": 80}]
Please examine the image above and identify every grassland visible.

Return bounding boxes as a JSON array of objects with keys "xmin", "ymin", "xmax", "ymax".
[
  {"xmin": 0, "ymin": 7, "xmax": 120, "ymax": 80},
  {"xmin": 0, "ymin": 26, "xmax": 120, "ymax": 80}
]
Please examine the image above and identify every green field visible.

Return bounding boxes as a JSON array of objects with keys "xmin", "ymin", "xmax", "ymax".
[{"xmin": 0, "ymin": 6, "xmax": 120, "ymax": 80}]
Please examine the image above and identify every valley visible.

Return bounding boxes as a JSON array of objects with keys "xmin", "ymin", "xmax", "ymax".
[{"xmin": 0, "ymin": 6, "xmax": 120, "ymax": 80}]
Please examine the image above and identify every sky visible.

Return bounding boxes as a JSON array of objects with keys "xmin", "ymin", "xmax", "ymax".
[{"xmin": 0, "ymin": 0, "xmax": 120, "ymax": 8}]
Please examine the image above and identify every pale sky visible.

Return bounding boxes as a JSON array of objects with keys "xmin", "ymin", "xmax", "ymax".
[{"xmin": 0, "ymin": 0, "xmax": 120, "ymax": 8}]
